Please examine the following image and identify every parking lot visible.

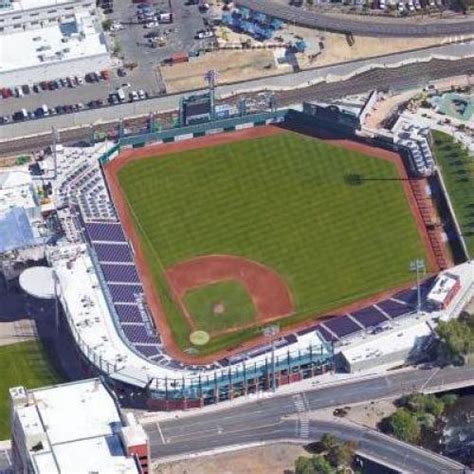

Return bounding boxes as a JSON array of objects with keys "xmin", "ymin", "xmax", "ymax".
[
  {"xmin": 105, "ymin": 0, "xmax": 216, "ymax": 94},
  {"xmin": 0, "ymin": 0, "xmax": 216, "ymax": 125}
]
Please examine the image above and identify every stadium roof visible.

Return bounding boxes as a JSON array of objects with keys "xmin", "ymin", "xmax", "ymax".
[{"xmin": 0, "ymin": 207, "xmax": 44, "ymax": 253}]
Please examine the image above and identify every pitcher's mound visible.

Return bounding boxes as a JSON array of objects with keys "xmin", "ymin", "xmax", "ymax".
[{"xmin": 213, "ymin": 302, "xmax": 225, "ymax": 315}]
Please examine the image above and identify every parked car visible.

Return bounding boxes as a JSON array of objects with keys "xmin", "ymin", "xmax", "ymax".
[
  {"xmin": 138, "ymin": 89, "xmax": 147, "ymax": 99},
  {"xmin": 195, "ymin": 29, "xmax": 214, "ymax": 39},
  {"xmin": 110, "ymin": 21, "xmax": 124, "ymax": 31},
  {"xmin": 0, "ymin": 116, "xmax": 10, "ymax": 124},
  {"xmin": 144, "ymin": 21, "xmax": 159, "ymax": 28},
  {"xmin": 129, "ymin": 90, "xmax": 139, "ymax": 102},
  {"xmin": 32, "ymin": 84, "xmax": 41, "ymax": 93},
  {"xmin": 117, "ymin": 67, "xmax": 127, "ymax": 77},
  {"xmin": 21, "ymin": 84, "xmax": 30, "ymax": 94},
  {"xmin": 12, "ymin": 109, "xmax": 28, "ymax": 121},
  {"xmin": 1, "ymin": 88, "xmax": 13, "ymax": 98}
]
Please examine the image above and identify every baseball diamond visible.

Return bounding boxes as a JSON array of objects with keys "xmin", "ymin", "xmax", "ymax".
[{"xmin": 105, "ymin": 126, "xmax": 437, "ymax": 359}]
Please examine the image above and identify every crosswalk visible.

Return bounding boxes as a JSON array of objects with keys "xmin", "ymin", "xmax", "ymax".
[{"xmin": 292, "ymin": 393, "xmax": 310, "ymax": 439}]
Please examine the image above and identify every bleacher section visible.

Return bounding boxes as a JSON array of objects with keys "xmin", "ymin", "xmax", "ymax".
[{"xmin": 84, "ymin": 221, "xmax": 163, "ymax": 359}]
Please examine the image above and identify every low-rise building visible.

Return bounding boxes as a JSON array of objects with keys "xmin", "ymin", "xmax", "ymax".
[
  {"xmin": 426, "ymin": 272, "xmax": 461, "ymax": 310},
  {"xmin": 10, "ymin": 379, "xmax": 150, "ymax": 473},
  {"xmin": 0, "ymin": 0, "xmax": 110, "ymax": 86}
]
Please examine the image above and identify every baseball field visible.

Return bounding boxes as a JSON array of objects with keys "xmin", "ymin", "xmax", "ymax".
[{"xmin": 113, "ymin": 129, "xmax": 432, "ymax": 356}]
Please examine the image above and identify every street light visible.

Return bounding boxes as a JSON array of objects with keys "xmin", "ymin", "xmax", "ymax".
[{"xmin": 410, "ymin": 259, "xmax": 426, "ymax": 313}]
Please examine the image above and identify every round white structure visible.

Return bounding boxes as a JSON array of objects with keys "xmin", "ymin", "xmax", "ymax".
[{"xmin": 19, "ymin": 267, "xmax": 55, "ymax": 299}]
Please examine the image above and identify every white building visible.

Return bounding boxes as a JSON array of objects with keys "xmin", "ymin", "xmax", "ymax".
[
  {"xmin": 0, "ymin": 0, "xmax": 95, "ymax": 33},
  {"xmin": 0, "ymin": 0, "xmax": 110, "ymax": 86},
  {"xmin": 10, "ymin": 379, "xmax": 150, "ymax": 474}
]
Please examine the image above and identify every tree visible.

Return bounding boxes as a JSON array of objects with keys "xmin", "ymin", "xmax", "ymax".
[
  {"xmin": 440, "ymin": 393, "xmax": 458, "ymax": 407},
  {"xmin": 320, "ymin": 433, "xmax": 338, "ymax": 452},
  {"xmin": 327, "ymin": 441, "xmax": 357, "ymax": 468},
  {"xmin": 387, "ymin": 408, "xmax": 421, "ymax": 443},
  {"xmin": 406, "ymin": 393, "xmax": 444, "ymax": 417},
  {"xmin": 102, "ymin": 19, "xmax": 112, "ymax": 31},
  {"xmin": 436, "ymin": 315, "xmax": 473, "ymax": 364},
  {"xmin": 295, "ymin": 455, "xmax": 336, "ymax": 474}
]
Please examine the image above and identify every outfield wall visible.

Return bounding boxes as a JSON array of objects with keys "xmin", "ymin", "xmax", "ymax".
[{"xmin": 99, "ymin": 110, "xmax": 288, "ymax": 166}]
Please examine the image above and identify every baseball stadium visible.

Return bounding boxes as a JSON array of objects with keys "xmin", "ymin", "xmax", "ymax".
[
  {"xmin": 105, "ymin": 126, "xmax": 437, "ymax": 360},
  {"xmin": 41, "ymin": 105, "xmax": 473, "ymax": 409}
]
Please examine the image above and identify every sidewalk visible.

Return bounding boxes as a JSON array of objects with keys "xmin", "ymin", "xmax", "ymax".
[{"xmin": 135, "ymin": 366, "xmax": 407, "ymax": 424}]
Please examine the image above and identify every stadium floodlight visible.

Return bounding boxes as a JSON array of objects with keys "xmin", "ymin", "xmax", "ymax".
[
  {"xmin": 263, "ymin": 325, "xmax": 280, "ymax": 392},
  {"xmin": 410, "ymin": 259, "xmax": 426, "ymax": 313}
]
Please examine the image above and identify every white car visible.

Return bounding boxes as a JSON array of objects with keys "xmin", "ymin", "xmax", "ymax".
[
  {"xmin": 407, "ymin": 1, "xmax": 415, "ymax": 11},
  {"xmin": 397, "ymin": 1, "xmax": 405, "ymax": 11},
  {"xmin": 138, "ymin": 89, "xmax": 146, "ymax": 99},
  {"xmin": 144, "ymin": 21, "xmax": 159, "ymax": 28},
  {"xmin": 129, "ymin": 91, "xmax": 139, "ymax": 102},
  {"xmin": 196, "ymin": 30, "xmax": 214, "ymax": 39},
  {"xmin": 110, "ymin": 22, "xmax": 124, "ymax": 32}
]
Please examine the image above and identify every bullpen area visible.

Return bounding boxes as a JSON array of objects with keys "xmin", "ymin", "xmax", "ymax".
[{"xmin": 106, "ymin": 127, "xmax": 435, "ymax": 357}]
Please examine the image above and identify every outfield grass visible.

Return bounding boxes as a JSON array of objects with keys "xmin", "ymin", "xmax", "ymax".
[
  {"xmin": 184, "ymin": 281, "xmax": 256, "ymax": 334},
  {"xmin": 432, "ymin": 131, "xmax": 474, "ymax": 257},
  {"xmin": 119, "ymin": 132, "xmax": 430, "ymax": 354},
  {"xmin": 0, "ymin": 341, "xmax": 62, "ymax": 439}
]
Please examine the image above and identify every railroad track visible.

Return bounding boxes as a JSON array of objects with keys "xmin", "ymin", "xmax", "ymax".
[{"xmin": 1, "ymin": 57, "xmax": 473, "ymax": 156}]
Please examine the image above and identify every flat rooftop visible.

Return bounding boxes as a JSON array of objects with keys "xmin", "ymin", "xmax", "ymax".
[
  {"xmin": 0, "ymin": 11, "xmax": 107, "ymax": 74},
  {"xmin": 0, "ymin": 0, "xmax": 78, "ymax": 15},
  {"xmin": 340, "ymin": 320, "xmax": 432, "ymax": 366},
  {"xmin": 427, "ymin": 272, "xmax": 459, "ymax": 305},
  {"xmin": 12, "ymin": 379, "xmax": 139, "ymax": 474},
  {"xmin": 0, "ymin": 170, "xmax": 36, "ymax": 212}
]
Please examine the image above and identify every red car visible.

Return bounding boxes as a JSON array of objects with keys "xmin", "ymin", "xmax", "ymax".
[{"xmin": 1, "ymin": 88, "xmax": 12, "ymax": 98}]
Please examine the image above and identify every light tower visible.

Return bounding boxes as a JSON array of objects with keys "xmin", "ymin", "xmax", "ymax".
[
  {"xmin": 410, "ymin": 259, "xmax": 426, "ymax": 313},
  {"xmin": 205, "ymin": 69, "xmax": 218, "ymax": 121}
]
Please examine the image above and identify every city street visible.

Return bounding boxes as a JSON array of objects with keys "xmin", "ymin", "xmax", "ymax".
[{"xmin": 145, "ymin": 366, "xmax": 474, "ymax": 472}]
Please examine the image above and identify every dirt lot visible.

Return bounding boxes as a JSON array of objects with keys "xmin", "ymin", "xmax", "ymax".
[
  {"xmin": 299, "ymin": 31, "xmax": 448, "ymax": 69},
  {"xmin": 343, "ymin": 400, "xmax": 397, "ymax": 429},
  {"xmin": 153, "ymin": 443, "xmax": 309, "ymax": 474},
  {"xmin": 160, "ymin": 50, "xmax": 291, "ymax": 93}
]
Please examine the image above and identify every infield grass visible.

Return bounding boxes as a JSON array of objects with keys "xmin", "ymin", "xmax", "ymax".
[
  {"xmin": 0, "ymin": 341, "xmax": 62, "ymax": 439},
  {"xmin": 432, "ymin": 131, "xmax": 474, "ymax": 257},
  {"xmin": 184, "ymin": 281, "xmax": 256, "ymax": 334},
  {"xmin": 118, "ymin": 132, "xmax": 431, "ymax": 354}
]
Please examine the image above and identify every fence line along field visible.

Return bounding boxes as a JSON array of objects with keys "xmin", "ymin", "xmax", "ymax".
[{"xmin": 116, "ymin": 131, "xmax": 432, "ymax": 355}]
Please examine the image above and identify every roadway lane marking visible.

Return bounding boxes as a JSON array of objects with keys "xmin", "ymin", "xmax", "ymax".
[
  {"xmin": 420, "ymin": 367, "xmax": 440, "ymax": 392},
  {"xmin": 156, "ymin": 422, "xmax": 166, "ymax": 444},
  {"xmin": 292, "ymin": 394, "xmax": 310, "ymax": 438}
]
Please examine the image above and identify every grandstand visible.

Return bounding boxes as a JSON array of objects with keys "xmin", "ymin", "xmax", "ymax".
[{"xmin": 40, "ymin": 138, "xmax": 474, "ymax": 408}]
